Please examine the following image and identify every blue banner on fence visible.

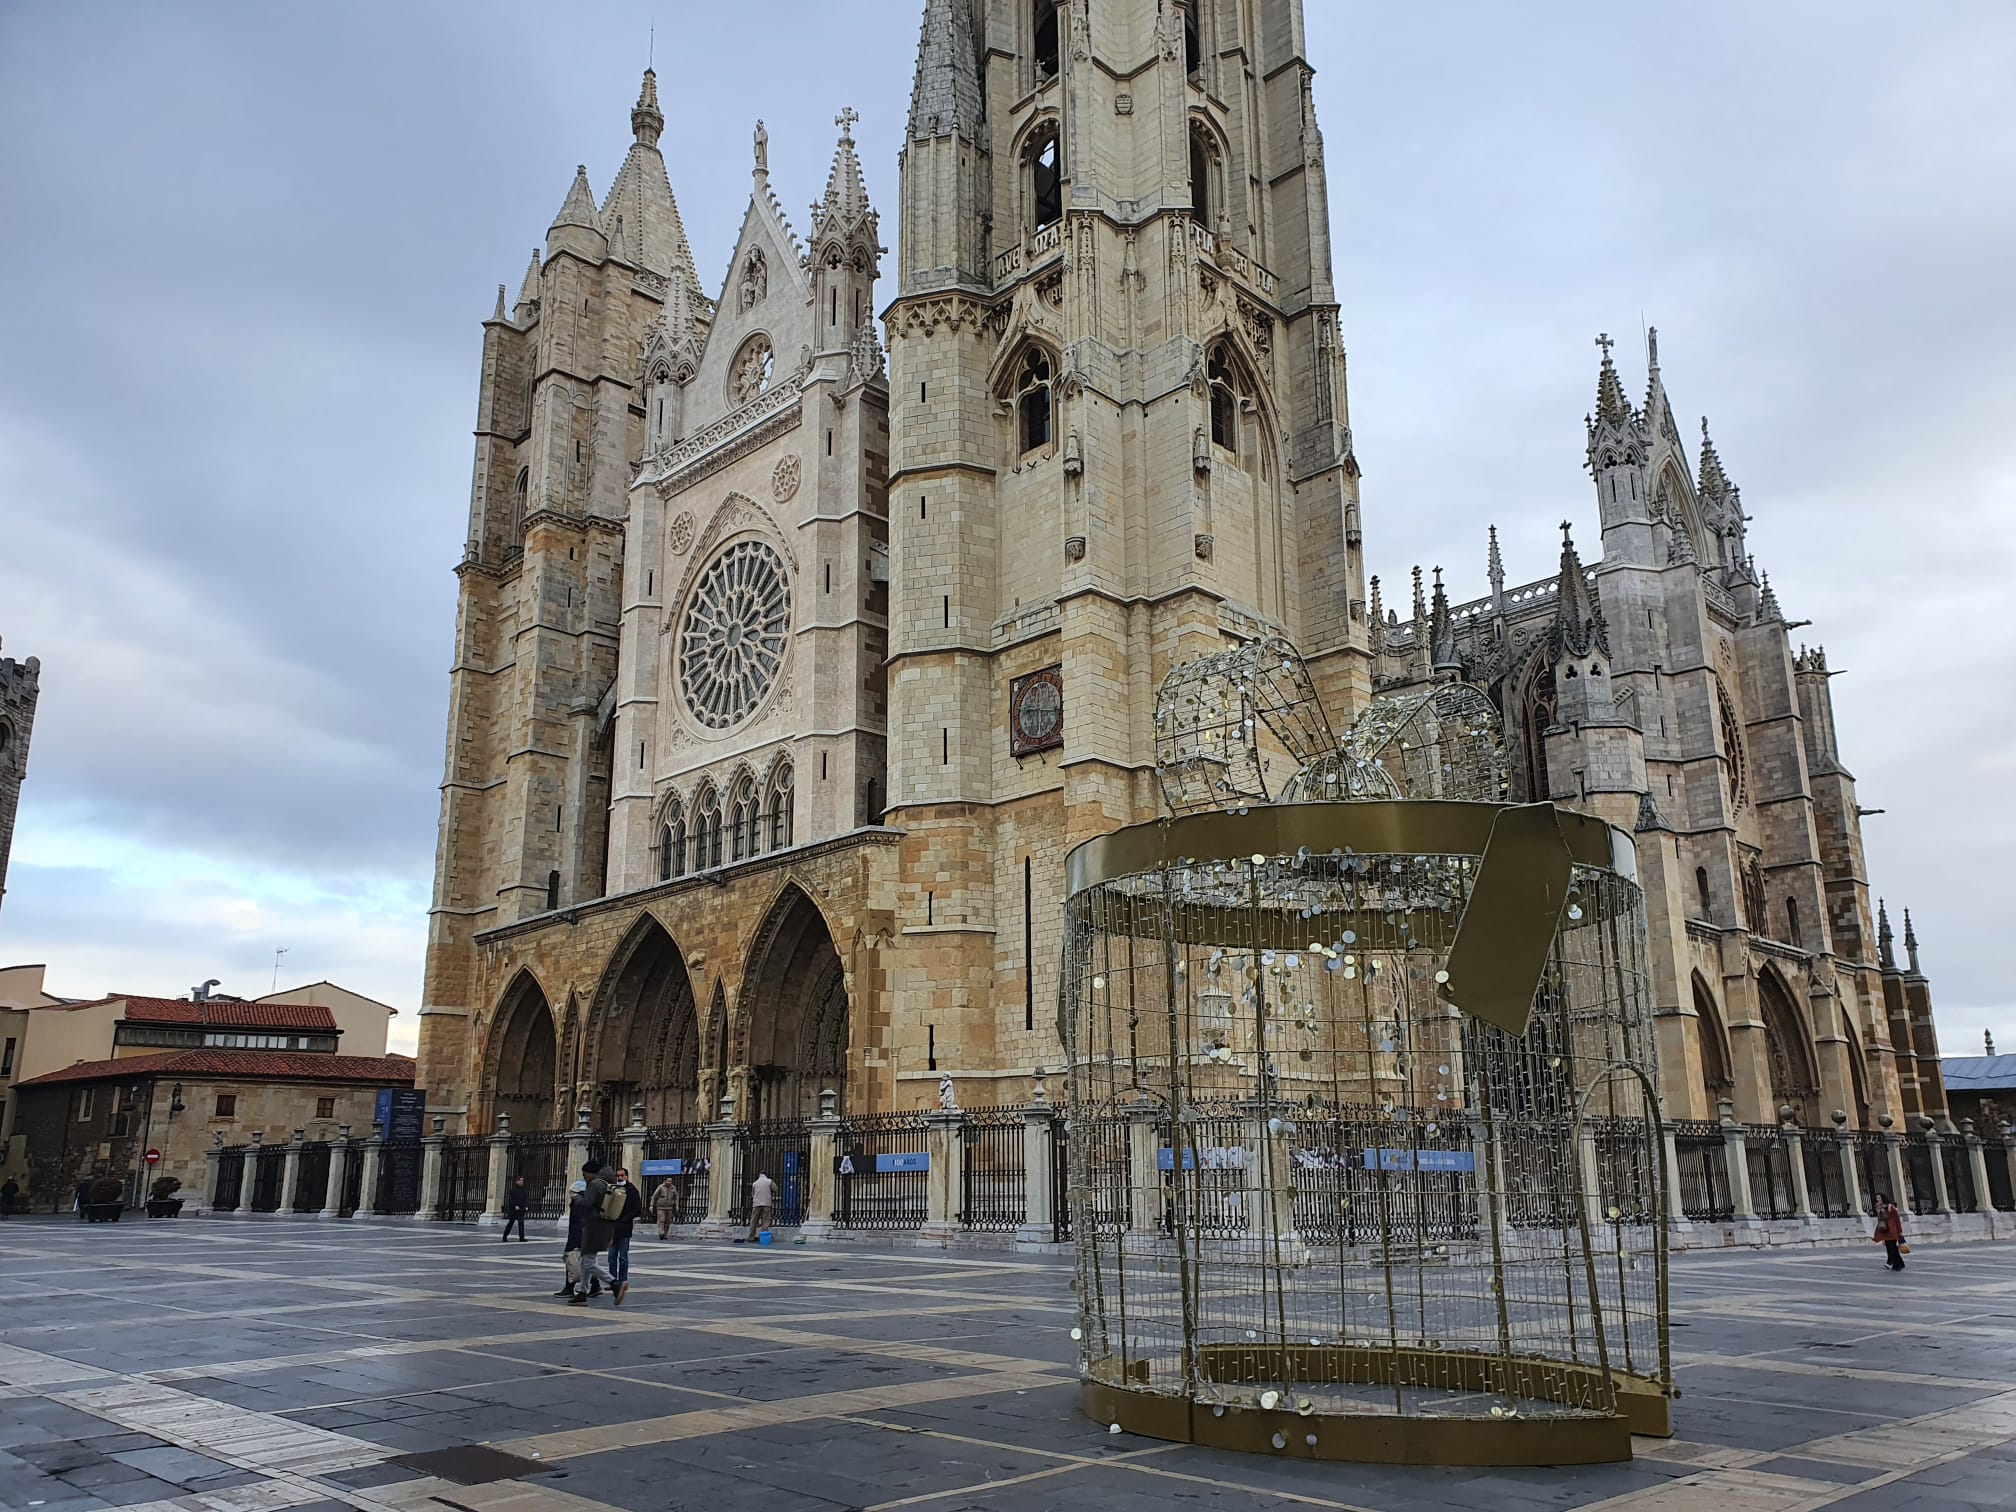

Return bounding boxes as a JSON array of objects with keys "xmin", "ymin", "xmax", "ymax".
[
  {"xmin": 1156, "ymin": 1147, "xmax": 1247, "ymax": 1172},
  {"xmin": 876, "ymin": 1151, "xmax": 930, "ymax": 1173},
  {"xmin": 1363, "ymin": 1147, "xmax": 1475, "ymax": 1174},
  {"xmin": 638, "ymin": 1158, "xmax": 684, "ymax": 1176}
]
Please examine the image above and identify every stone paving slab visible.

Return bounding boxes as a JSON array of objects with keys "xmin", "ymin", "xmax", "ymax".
[{"xmin": 5, "ymin": 1218, "xmax": 2016, "ymax": 1510}]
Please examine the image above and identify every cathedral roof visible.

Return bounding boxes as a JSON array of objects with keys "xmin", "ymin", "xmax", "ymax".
[{"xmin": 908, "ymin": 0, "xmax": 983, "ymax": 141}]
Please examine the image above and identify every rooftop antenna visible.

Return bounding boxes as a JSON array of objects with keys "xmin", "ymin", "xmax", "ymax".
[
  {"xmin": 271, "ymin": 946, "xmax": 289, "ymax": 994},
  {"xmin": 648, "ymin": 19, "xmax": 654, "ymax": 69}
]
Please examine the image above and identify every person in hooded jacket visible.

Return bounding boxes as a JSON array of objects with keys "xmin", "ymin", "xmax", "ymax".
[
  {"xmin": 569, "ymin": 1159, "xmax": 627, "ymax": 1306},
  {"xmin": 553, "ymin": 1177, "xmax": 599, "ymax": 1298}
]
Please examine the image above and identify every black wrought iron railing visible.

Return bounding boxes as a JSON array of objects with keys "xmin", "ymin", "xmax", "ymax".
[
  {"xmin": 213, "ymin": 1146, "xmax": 245, "ymax": 1210},
  {"xmin": 250, "ymin": 1145, "xmax": 286, "ymax": 1213},
  {"xmin": 731, "ymin": 1120, "xmax": 809, "ymax": 1226},
  {"xmin": 1744, "ymin": 1126, "xmax": 1798, "ymax": 1220},
  {"xmin": 292, "ymin": 1142, "xmax": 331, "ymax": 1214},
  {"xmin": 958, "ymin": 1107, "xmax": 1026, "ymax": 1232},
  {"xmin": 1670, "ymin": 1121, "xmax": 1733, "ymax": 1222},
  {"xmin": 376, "ymin": 1141, "xmax": 423, "ymax": 1216},
  {"xmin": 642, "ymin": 1124, "xmax": 711, "ymax": 1225},
  {"xmin": 834, "ymin": 1111, "xmax": 929, "ymax": 1231},
  {"xmin": 509, "ymin": 1131, "xmax": 574, "ymax": 1220},
  {"xmin": 435, "ymin": 1135, "xmax": 490, "ymax": 1221},
  {"xmin": 1801, "ymin": 1131, "xmax": 1853, "ymax": 1218}
]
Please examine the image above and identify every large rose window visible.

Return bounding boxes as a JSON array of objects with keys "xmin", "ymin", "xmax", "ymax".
[{"xmin": 677, "ymin": 540, "xmax": 790, "ymax": 729}]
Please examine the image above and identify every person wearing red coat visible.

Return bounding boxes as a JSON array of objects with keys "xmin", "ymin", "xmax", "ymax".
[{"xmin": 1873, "ymin": 1194, "xmax": 1907, "ymax": 1271}]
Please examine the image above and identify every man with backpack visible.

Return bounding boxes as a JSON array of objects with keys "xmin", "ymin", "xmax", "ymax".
[
  {"xmin": 608, "ymin": 1166, "xmax": 644, "ymax": 1287},
  {"xmin": 568, "ymin": 1160, "xmax": 627, "ymax": 1306}
]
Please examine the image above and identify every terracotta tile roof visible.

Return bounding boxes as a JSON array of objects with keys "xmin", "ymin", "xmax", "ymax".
[
  {"xmin": 47, "ymin": 995, "xmax": 339, "ymax": 1032},
  {"xmin": 14, "ymin": 1049, "xmax": 415, "ymax": 1090}
]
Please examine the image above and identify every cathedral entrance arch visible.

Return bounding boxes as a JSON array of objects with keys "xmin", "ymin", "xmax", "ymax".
[
  {"xmin": 1758, "ymin": 967, "xmax": 1821, "ymax": 1125},
  {"xmin": 737, "ymin": 884, "xmax": 850, "ymax": 1122},
  {"xmin": 1691, "ymin": 972, "xmax": 1734, "ymax": 1117},
  {"xmin": 489, "ymin": 972, "xmax": 559, "ymax": 1132},
  {"xmin": 584, "ymin": 915, "xmax": 702, "ymax": 1130}
]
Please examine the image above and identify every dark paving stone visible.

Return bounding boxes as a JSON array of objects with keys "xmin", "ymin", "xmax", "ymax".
[
  {"xmin": 108, "ymin": 1445, "xmax": 237, "ymax": 1486},
  {"xmin": 1755, "ymin": 1454, "xmax": 1880, "ymax": 1485},
  {"xmin": 392, "ymin": 1445, "xmax": 551, "ymax": 1484},
  {"xmin": 314, "ymin": 1461, "xmax": 430, "ymax": 1490}
]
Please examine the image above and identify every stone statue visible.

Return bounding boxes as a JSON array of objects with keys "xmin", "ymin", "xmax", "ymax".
[
  {"xmin": 754, "ymin": 119, "xmax": 768, "ymax": 175},
  {"xmin": 937, "ymin": 1073, "xmax": 955, "ymax": 1111}
]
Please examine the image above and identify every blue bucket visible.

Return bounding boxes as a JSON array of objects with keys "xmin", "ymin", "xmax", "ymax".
[{"xmin": 756, "ymin": 1230, "xmax": 773, "ymax": 1247}]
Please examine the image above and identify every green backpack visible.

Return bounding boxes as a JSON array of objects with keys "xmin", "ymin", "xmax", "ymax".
[{"xmin": 597, "ymin": 1182, "xmax": 626, "ymax": 1222}]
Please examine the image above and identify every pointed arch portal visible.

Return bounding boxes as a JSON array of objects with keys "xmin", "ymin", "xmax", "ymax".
[
  {"xmin": 585, "ymin": 915, "xmax": 702, "ymax": 1130},
  {"xmin": 491, "ymin": 973, "xmax": 558, "ymax": 1133},
  {"xmin": 738, "ymin": 885, "xmax": 850, "ymax": 1122}
]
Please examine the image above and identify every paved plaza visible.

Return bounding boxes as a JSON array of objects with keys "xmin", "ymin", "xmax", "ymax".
[{"xmin": 1, "ymin": 1221, "xmax": 2014, "ymax": 1512}]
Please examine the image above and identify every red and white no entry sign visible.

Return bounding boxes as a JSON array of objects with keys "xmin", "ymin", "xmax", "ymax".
[{"xmin": 144, "ymin": 1148, "xmax": 161, "ymax": 1165}]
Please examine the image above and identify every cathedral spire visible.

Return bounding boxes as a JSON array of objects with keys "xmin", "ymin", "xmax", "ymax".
[
  {"xmin": 491, "ymin": 283, "xmax": 507, "ymax": 322},
  {"xmin": 1552, "ymin": 522, "xmax": 1608, "ymax": 659},
  {"xmin": 1429, "ymin": 568, "xmax": 1458, "ymax": 671},
  {"xmin": 1903, "ymin": 909, "xmax": 1922, "ymax": 975},
  {"xmin": 1368, "ymin": 574, "xmax": 1384, "ymax": 653},
  {"xmin": 1877, "ymin": 899, "xmax": 1896, "ymax": 971},
  {"xmin": 1757, "ymin": 573, "xmax": 1783, "ymax": 623},
  {"xmin": 1592, "ymin": 332, "xmax": 1634, "ymax": 427},
  {"xmin": 908, "ymin": 0, "xmax": 982, "ymax": 141},
  {"xmin": 513, "ymin": 247, "xmax": 542, "ymax": 320},
  {"xmin": 631, "ymin": 67, "xmax": 663, "ymax": 148},
  {"xmin": 550, "ymin": 165, "xmax": 601, "ymax": 234},
  {"xmin": 1487, "ymin": 525, "xmax": 1505, "ymax": 613},
  {"xmin": 812, "ymin": 107, "xmax": 876, "ymax": 244},
  {"xmin": 1698, "ymin": 416, "xmax": 1732, "ymax": 501}
]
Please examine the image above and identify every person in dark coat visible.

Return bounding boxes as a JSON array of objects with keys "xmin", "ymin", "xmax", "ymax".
[
  {"xmin": 74, "ymin": 1176, "xmax": 92, "ymax": 1220},
  {"xmin": 1874, "ymin": 1193, "xmax": 1907, "ymax": 1271},
  {"xmin": 553, "ymin": 1178, "xmax": 598, "ymax": 1297},
  {"xmin": 608, "ymin": 1167, "xmax": 644, "ymax": 1285},
  {"xmin": 501, "ymin": 1176, "xmax": 529, "ymax": 1242},
  {"xmin": 569, "ymin": 1160, "xmax": 626, "ymax": 1307},
  {"xmin": 0, "ymin": 1176, "xmax": 19, "ymax": 1218}
]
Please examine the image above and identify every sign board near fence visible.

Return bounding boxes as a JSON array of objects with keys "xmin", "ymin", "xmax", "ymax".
[
  {"xmin": 1363, "ymin": 1148, "xmax": 1475, "ymax": 1174},
  {"xmin": 374, "ymin": 1088, "xmax": 426, "ymax": 1142},
  {"xmin": 639, "ymin": 1158, "xmax": 685, "ymax": 1176},
  {"xmin": 1155, "ymin": 1146, "xmax": 1247, "ymax": 1172},
  {"xmin": 875, "ymin": 1151, "xmax": 930, "ymax": 1173}
]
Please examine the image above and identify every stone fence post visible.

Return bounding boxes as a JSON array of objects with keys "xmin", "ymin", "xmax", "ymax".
[
  {"xmin": 698, "ymin": 1096, "xmax": 737, "ymax": 1238},
  {"xmin": 197, "ymin": 1144, "xmax": 222, "ymax": 1217},
  {"xmin": 621, "ymin": 1103, "xmax": 648, "ymax": 1189},
  {"xmin": 1658, "ymin": 1122, "xmax": 1687, "ymax": 1225},
  {"xmin": 480, "ymin": 1114, "xmax": 511, "ymax": 1228},
  {"xmin": 1918, "ymin": 1117, "xmax": 1952, "ymax": 1215},
  {"xmin": 1881, "ymin": 1121, "xmax": 1908, "ymax": 1216},
  {"xmin": 564, "ymin": 1106, "xmax": 594, "ymax": 1234},
  {"xmin": 358, "ymin": 1121, "xmax": 384, "ymax": 1216},
  {"xmin": 1719, "ymin": 1102, "xmax": 1755, "ymax": 1221},
  {"xmin": 1018, "ymin": 1093, "xmax": 1057, "ymax": 1245},
  {"xmin": 923, "ymin": 1108, "xmax": 964, "ymax": 1241},
  {"xmin": 237, "ymin": 1132, "xmax": 261, "ymax": 1216},
  {"xmin": 1964, "ymin": 1121, "xmax": 1991, "ymax": 1219},
  {"xmin": 804, "ymin": 1092, "xmax": 841, "ymax": 1240},
  {"xmin": 1781, "ymin": 1115, "xmax": 1813, "ymax": 1220},
  {"xmin": 278, "ymin": 1128, "xmax": 305, "ymax": 1216},
  {"xmin": 321, "ymin": 1127, "xmax": 350, "ymax": 1219},
  {"xmin": 1127, "ymin": 1103, "xmax": 1162, "ymax": 1235},
  {"xmin": 417, "ymin": 1116, "xmax": 447, "ymax": 1221}
]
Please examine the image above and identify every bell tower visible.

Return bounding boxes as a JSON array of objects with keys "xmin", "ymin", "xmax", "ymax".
[{"xmin": 880, "ymin": 0, "xmax": 1369, "ymax": 1099}]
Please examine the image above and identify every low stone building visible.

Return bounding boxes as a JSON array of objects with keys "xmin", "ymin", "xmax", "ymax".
[{"xmin": 10, "ymin": 1049, "xmax": 414, "ymax": 1212}]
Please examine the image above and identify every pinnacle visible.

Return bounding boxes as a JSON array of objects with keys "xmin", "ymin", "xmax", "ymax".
[
  {"xmin": 632, "ymin": 67, "xmax": 664, "ymax": 148},
  {"xmin": 908, "ymin": 0, "xmax": 983, "ymax": 141},
  {"xmin": 1697, "ymin": 415, "xmax": 1732, "ymax": 498},
  {"xmin": 814, "ymin": 108, "xmax": 875, "ymax": 237},
  {"xmin": 1592, "ymin": 333, "xmax": 1633, "ymax": 427},
  {"xmin": 550, "ymin": 165, "xmax": 601, "ymax": 233}
]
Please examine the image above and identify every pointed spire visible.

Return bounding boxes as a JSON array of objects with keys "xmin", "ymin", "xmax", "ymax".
[
  {"xmin": 1367, "ymin": 575, "xmax": 1384, "ymax": 653},
  {"xmin": 1903, "ymin": 910, "xmax": 1921, "ymax": 975},
  {"xmin": 1551, "ymin": 522, "xmax": 1609, "ymax": 660},
  {"xmin": 550, "ymin": 165, "xmax": 601, "ymax": 234},
  {"xmin": 812, "ymin": 107, "xmax": 875, "ymax": 242},
  {"xmin": 1757, "ymin": 573, "xmax": 1783, "ymax": 623},
  {"xmin": 1877, "ymin": 900, "xmax": 1896, "ymax": 971},
  {"xmin": 631, "ymin": 67, "xmax": 663, "ymax": 148},
  {"xmin": 1430, "ymin": 568, "xmax": 1458, "ymax": 670},
  {"xmin": 1410, "ymin": 564, "xmax": 1427, "ymax": 626},
  {"xmin": 491, "ymin": 283, "xmax": 507, "ymax": 321},
  {"xmin": 1698, "ymin": 416, "xmax": 1732, "ymax": 501},
  {"xmin": 1592, "ymin": 332, "xmax": 1633, "ymax": 426},
  {"xmin": 513, "ymin": 247, "xmax": 542, "ymax": 319},
  {"xmin": 909, "ymin": 0, "xmax": 983, "ymax": 141},
  {"xmin": 1487, "ymin": 525, "xmax": 1505, "ymax": 596}
]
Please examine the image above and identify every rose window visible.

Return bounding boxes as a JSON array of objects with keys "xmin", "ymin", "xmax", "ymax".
[{"xmin": 678, "ymin": 540, "xmax": 791, "ymax": 730}]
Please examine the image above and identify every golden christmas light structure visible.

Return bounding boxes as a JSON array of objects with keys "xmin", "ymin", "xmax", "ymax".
[{"xmin": 1062, "ymin": 640, "xmax": 1672, "ymax": 1465}]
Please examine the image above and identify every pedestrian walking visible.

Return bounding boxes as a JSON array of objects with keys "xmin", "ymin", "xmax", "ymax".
[
  {"xmin": 737, "ymin": 1169, "xmax": 777, "ymax": 1244},
  {"xmin": 554, "ymin": 1178, "xmax": 598, "ymax": 1297},
  {"xmin": 651, "ymin": 1174, "xmax": 680, "ymax": 1239},
  {"xmin": 568, "ymin": 1160, "xmax": 628, "ymax": 1306},
  {"xmin": 501, "ymin": 1176, "xmax": 530, "ymax": 1242},
  {"xmin": 1873, "ymin": 1193, "xmax": 1908, "ymax": 1271},
  {"xmin": 74, "ymin": 1176, "xmax": 91, "ymax": 1220},
  {"xmin": 608, "ymin": 1167, "xmax": 643, "ymax": 1286},
  {"xmin": 0, "ymin": 1176, "xmax": 18, "ymax": 1218}
]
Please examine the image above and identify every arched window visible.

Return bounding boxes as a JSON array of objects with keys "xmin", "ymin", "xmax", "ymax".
[
  {"xmin": 649, "ymin": 367, "xmax": 671, "ymax": 447},
  {"xmin": 730, "ymin": 334, "xmax": 774, "ymax": 405},
  {"xmin": 545, "ymin": 870, "xmax": 560, "ymax": 911},
  {"xmin": 692, "ymin": 785, "xmax": 722, "ymax": 871},
  {"xmin": 768, "ymin": 762, "xmax": 795, "ymax": 849},
  {"xmin": 729, "ymin": 773, "xmax": 758, "ymax": 862},
  {"xmin": 1786, "ymin": 897, "xmax": 1802, "ymax": 948},
  {"xmin": 1028, "ymin": 124, "xmax": 1062, "ymax": 230},
  {"xmin": 1015, "ymin": 348, "xmax": 1053, "ymax": 454},
  {"xmin": 511, "ymin": 468, "xmax": 529, "ymax": 536},
  {"xmin": 860, "ymin": 776, "xmax": 880, "ymax": 827},
  {"xmin": 1207, "ymin": 342, "xmax": 1239, "ymax": 452},
  {"xmin": 658, "ymin": 798, "xmax": 685, "ymax": 881},
  {"xmin": 1695, "ymin": 866, "xmax": 1711, "ymax": 918},
  {"xmin": 1184, "ymin": 2, "xmax": 1202, "ymax": 79},
  {"xmin": 1190, "ymin": 129, "xmax": 1211, "ymax": 226},
  {"xmin": 1033, "ymin": 0, "xmax": 1060, "ymax": 80}
]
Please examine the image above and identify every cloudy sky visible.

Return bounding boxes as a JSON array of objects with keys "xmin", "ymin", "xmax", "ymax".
[{"xmin": 1, "ymin": 3, "xmax": 2010, "ymax": 1062}]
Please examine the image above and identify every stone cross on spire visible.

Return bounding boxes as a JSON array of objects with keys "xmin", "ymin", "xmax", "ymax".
[
  {"xmin": 1595, "ymin": 332, "xmax": 1614, "ymax": 359},
  {"xmin": 836, "ymin": 106, "xmax": 860, "ymax": 141}
]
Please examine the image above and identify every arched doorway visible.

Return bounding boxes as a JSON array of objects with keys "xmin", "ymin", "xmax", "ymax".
[
  {"xmin": 738, "ymin": 884, "xmax": 850, "ymax": 1122},
  {"xmin": 1757, "ymin": 968, "xmax": 1821, "ymax": 1125},
  {"xmin": 490, "ymin": 972, "xmax": 558, "ymax": 1132},
  {"xmin": 1692, "ymin": 972, "xmax": 1734, "ymax": 1117},
  {"xmin": 585, "ymin": 915, "xmax": 701, "ymax": 1130}
]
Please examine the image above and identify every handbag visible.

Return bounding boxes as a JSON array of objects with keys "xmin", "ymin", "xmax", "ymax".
[{"xmin": 1897, "ymin": 1241, "xmax": 1911, "ymax": 1255}]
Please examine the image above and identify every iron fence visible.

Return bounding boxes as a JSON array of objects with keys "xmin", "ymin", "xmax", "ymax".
[
  {"xmin": 834, "ymin": 1111, "xmax": 928, "ymax": 1231},
  {"xmin": 1745, "ymin": 1126, "xmax": 1798, "ymax": 1220},
  {"xmin": 436, "ymin": 1135, "xmax": 490, "ymax": 1222},
  {"xmin": 213, "ymin": 1146, "xmax": 245, "ymax": 1210},
  {"xmin": 1801, "ymin": 1130, "xmax": 1853, "ymax": 1218},
  {"xmin": 1852, "ymin": 1131, "xmax": 1892, "ymax": 1215},
  {"xmin": 376, "ymin": 1140, "xmax": 423, "ymax": 1216},
  {"xmin": 292, "ymin": 1142, "xmax": 331, "ymax": 1214},
  {"xmin": 642, "ymin": 1124, "xmax": 712, "ymax": 1225},
  {"xmin": 337, "ymin": 1141, "xmax": 364, "ymax": 1217},
  {"xmin": 1940, "ymin": 1137, "xmax": 1977, "ymax": 1214},
  {"xmin": 1050, "ymin": 1112, "xmax": 1072, "ymax": 1241},
  {"xmin": 1590, "ymin": 1116, "xmax": 1661, "ymax": 1225},
  {"xmin": 731, "ymin": 1120, "xmax": 809, "ymax": 1226},
  {"xmin": 250, "ymin": 1145, "xmax": 286, "ymax": 1213},
  {"xmin": 1902, "ymin": 1135, "xmax": 1939, "ymax": 1216},
  {"xmin": 509, "ymin": 1131, "xmax": 574, "ymax": 1219},
  {"xmin": 1062, "ymin": 1109, "xmax": 1132, "ymax": 1237},
  {"xmin": 1990, "ymin": 1142, "xmax": 2016, "ymax": 1213},
  {"xmin": 1165, "ymin": 1103, "xmax": 1254, "ymax": 1239},
  {"xmin": 1670, "ymin": 1121, "xmax": 1732, "ymax": 1222},
  {"xmin": 958, "ymin": 1107, "xmax": 1026, "ymax": 1232}
]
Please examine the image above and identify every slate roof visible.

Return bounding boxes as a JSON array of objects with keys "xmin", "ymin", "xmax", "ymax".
[
  {"xmin": 15, "ymin": 1050, "xmax": 414, "ymax": 1089},
  {"xmin": 1942, "ymin": 1054, "xmax": 2016, "ymax": 1092}
]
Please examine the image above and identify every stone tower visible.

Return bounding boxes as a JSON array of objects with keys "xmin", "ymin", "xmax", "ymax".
[
  {"xmin": 0, "ymin": 638, "xmax": 38, "ymax": 916},
  {"xmin": 881, "ymin": 0, "xmax": 1369, "ymax": 1096}
]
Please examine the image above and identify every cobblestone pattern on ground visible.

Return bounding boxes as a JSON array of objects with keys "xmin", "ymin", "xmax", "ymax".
[{"xmin": 3, "ymin": 1219, "xmax": 2014, "ymax": 1510}]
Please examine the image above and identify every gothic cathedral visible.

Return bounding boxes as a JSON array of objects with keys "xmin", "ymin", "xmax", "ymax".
[{"xmin": 416, "ymin": 1, "xmax": 1945, "ymax": 1142}]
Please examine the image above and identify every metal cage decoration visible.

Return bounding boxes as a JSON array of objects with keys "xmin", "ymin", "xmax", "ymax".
[{"xmin": 1061, "ymin": 646, "xmax": 1671, "ymax": 1467}]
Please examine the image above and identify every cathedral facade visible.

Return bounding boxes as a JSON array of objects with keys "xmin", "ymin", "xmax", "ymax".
[{"xmin": 415, "ymin": 0, "xmax": 1942, "ymax": 1139}]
